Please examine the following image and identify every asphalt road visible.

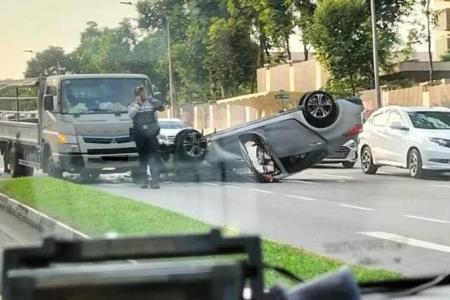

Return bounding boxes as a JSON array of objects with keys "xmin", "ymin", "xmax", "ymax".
[
  {"xmin": 0, "ymin": 210, "xmax": 41, "ymax": 289},
  {"xmin": 92, "ymin": 164, "xmax": 450, "ymax": 277}
]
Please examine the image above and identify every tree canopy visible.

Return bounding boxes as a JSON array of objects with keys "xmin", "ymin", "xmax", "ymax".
[{"xmin": 24, "ymin": 0, "xmax": 415, "ymax": 100}]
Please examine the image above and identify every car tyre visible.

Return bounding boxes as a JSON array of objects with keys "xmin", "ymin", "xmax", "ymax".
[
  {"xmin": 408, "ymin": 148, "xmax": 425, "ymax": 179},
  {"xmin": 300, "ymin": 91, "xmax": 338, "ymax": 128},
  {"xmin": 361, "ymin": 146, "xmax": 378, "ymax": 174},
  {"xmin": 174, "ymin": 129, "xmax": 207, "ymax": 162},
  {"xmin": 342, "ymin": 161, "xmax": 355, "ymax": 169}
]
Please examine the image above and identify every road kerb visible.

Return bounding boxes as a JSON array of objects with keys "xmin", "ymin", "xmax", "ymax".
[{"xmin": 0, "ymin": 192, "xmax": 88, "ymax": 240}]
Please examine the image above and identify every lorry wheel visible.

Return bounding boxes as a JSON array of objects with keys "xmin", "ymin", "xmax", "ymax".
[
  {"xmin": 300, "ymin": 91, "xmax": 338, "ymax": 128},
  {"xmin": 9, "ymin": 145, "xmax": 27, "ymax": 178},
  {"xmin": 47, "ymin": 156, "xmax": 63, "ymax": 179},
  {"xmin": 174, "ymin": 129, "xmax": 207, "ymax": 162},
  {"xmin": 3, "ymin": 143, "xmax": 12, "ymax": 173}
]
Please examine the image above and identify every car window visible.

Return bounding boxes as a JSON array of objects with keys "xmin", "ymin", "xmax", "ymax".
[
  {"xmin": 407, "ymin": 111, "xmax": 450, "ymax": 129},
  {"xmin": 371, "ymin": 111, "xmax": 389, "ymax": 127},
  {"xmin": 387, "ymin": 111, "xmax": 404, "ymax": 126}
]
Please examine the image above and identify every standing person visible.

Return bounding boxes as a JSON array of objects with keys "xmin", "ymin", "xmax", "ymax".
[{"xmin": 128, "ymin": 86, "xmax": 165, "ymax": 189}]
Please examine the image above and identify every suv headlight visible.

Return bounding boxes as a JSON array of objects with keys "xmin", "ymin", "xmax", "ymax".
[
  {"xmin": 429, "ymin": 137, "xmax": 450, "ymax": 147},
  {"xmin": 159, "ymin": 134, "xmax": 168, "ymax": 141},
  {"xmin": 63, "ymin": 144, "xmax": 81, "ymax": 153}
]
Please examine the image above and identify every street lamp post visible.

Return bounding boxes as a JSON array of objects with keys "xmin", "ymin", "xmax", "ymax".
[
  {"xmin": 370, "ymin": 0, "xmax": 382, "ymax": 108},
  {"xmin": 166, "ymin": 18, "xmax": 175, "ymax": 118},
  {"xmin": 119, "ymin": 1, "xmax": 175, "ymax": 117}
]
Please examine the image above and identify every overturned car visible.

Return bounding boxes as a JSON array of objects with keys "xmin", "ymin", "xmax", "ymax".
[{"xmin": 160, "ymin": 91, "xmax": 363, "ymax": 182}]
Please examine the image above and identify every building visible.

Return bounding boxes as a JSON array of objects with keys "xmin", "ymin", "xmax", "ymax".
[{"xmin": 434, "ymin": 0, "xmax": 450, "ymax": 59}]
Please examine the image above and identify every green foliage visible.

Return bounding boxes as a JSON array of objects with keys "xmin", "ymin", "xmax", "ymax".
[
  {"xmin": 441, "ymin": 51, "xmax": 450, "ymax": 62},
  {"xmin": 307, "ymin": 0, "xmax": 413, "ymax": 95},
  {"xmin": 23, "ymin": 0, "xmax": 413, "ymax": 102},
  {"xmin": 24, "ymin": 46, "xmax": 78, "ymax": 78}
]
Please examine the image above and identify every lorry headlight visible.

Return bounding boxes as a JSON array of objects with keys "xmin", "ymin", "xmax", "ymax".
[{"xmin": 63, "ymin": 144, "xmax": 81, "ymax": 153}]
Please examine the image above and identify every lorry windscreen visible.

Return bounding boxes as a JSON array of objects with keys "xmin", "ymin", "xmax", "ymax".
[{"xmin": 60, "ymin": 78, "xmax": 151, "ymax": 114}]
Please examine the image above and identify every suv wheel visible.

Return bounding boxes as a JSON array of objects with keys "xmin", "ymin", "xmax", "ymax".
[
  {"xmin": 408, "ymin": 149, "xmax": 425, "ymax": 179},
  {"xmin": 361, "ymin": 146, "xmax": 378, "ymax": 174}
]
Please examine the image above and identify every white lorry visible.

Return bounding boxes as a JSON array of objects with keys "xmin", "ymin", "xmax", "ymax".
[{"xmin": 0, "ymin": 74, "xmax": 153, "ymax": 180}]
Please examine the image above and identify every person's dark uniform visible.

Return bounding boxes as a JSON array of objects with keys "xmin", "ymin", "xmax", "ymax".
[{"xmin": 129, "ymin": 86, "xmax": 165, "ymax": 189}]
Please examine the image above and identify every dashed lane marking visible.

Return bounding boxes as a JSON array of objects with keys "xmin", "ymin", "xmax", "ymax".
[
  {"xmin": 358, "ymin": 231, "xmax": 450, "ymax": 253},
  {"xmin": 404, "ymin": 214, "xmax": 450, "ymax": 224},
  {"xmin": 338, "ymin": 203, "xmax": 375, "ymax": 211}
]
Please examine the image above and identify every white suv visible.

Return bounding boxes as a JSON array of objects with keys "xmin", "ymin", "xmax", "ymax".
[{"xmin": 358, "ymin": 106, "xmax": 450, "ymax": 178}]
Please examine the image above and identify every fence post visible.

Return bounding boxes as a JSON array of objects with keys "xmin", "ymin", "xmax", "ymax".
[
  {"xmin": 265, "ymin": 64, "xmax": 271, "ymax": 92},
  {"xmin": 209, "ymin": 104, "xmax": 214, "ymax": 131},
  {"xmin": 289, "ymin": 61, "xmax": 295, "ymax": 91},
  {"xmin": 194, "ymin": 105, "xmax": 198, "ymax": 129},
  {"xmin": 226, "ymin": 104, "xmax": 231, "ymax": 128},
  {"xmin": 245, "ymin": 106, "xmax": 251, "ymax": 122}
]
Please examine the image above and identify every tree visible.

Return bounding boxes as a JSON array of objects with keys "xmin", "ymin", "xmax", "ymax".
[
  {"xmin": 206, "ymin": 18, "xmax": 258, "ymax": 97},
  {"xmin": 307, "ymin": 0, "xmax": 413, "ymax": 95},
  {"xmin": 24, "ymin": 47, "xmax": 77, "ymax": 78},
  {"xmin": 307, "ymin": 0, "xmax": 374, "ymax": 94},
  {"xmin": 289, "ymin": 0, "xmax": 316, "ymax": 61}
]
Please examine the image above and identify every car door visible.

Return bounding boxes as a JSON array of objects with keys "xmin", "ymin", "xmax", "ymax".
[
  {"xmin": 384, "ymin": 110, "xmax": 409, "ymax": 166},
  {"xmin": 369, "ymin": 111, "xmax": 389, "ymax": 161}
]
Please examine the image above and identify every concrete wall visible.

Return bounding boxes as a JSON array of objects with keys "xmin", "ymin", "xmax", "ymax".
[{"xmin": 257, "ymin": 60, "xmax": 328, "ymax": 93}]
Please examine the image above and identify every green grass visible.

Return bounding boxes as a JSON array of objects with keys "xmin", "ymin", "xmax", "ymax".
[{"xmin": 0, "ymin": 177, "xmax": 401, "ymax": 285}]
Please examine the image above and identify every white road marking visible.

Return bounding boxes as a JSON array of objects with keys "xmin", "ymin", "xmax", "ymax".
[
  {"xmin": 224, "ymin": 185, "xmax": 241, "ymax": 189},
  {"xmin": 433, "ymin": 184, "xmax": 450, "ymax": 189},
  {"xmin": 315, "ymin": 173, "xmax": 354, "ymax": 180},
  {"xmin": 248, "ymin": 188, "xmax": 274, "ymax": 194},
  {"xmin": 358, "ymin": 231, "xmax": 450, "ymax": 253},
  {"xmin": 404, "ymin": 214, "xmax": 450, "ymax": 224},
  {"xmin": 285, "ymin": 194, "xmax": 318, "ymax": 201},
  {"xmin": 338, "ymin": 203, "xmax": 375, "ymax": 211},
  {"xmin": 202, "ymin": 182, "xmax": 219, "ymax": 186}
]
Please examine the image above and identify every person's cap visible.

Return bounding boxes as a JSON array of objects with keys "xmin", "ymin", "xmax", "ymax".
[{"xmin": 134, "ymin": 85, "xmax": 145, "ymax": 96}]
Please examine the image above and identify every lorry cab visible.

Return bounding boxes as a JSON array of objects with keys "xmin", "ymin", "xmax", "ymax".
[{"xmin": 0, "ymin": 74, "xmax": 152, "ymax": 180}]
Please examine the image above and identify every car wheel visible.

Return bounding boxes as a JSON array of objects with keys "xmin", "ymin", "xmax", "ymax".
[
  {"xmin": 342, "ymin": 161, "xmax": 355, "ymax": 169},
  {"xmin": 174, "ymin": 129, "xmax": 207, "ymax": 162},
  {"xmin": 408, "ymin": 148, "xmax": 425, "ymax": 179},
  {"xmin": 300, "ymin": 91, "xmax": 338, "ymax": 128},
  {"xmin": 361, "ymin": 146, "xmax": 378, "ymax": 174}
]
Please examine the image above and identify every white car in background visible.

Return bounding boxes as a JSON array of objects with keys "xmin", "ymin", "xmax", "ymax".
[
  {"xmin": 358, "ymin": 106, "xmax": 450, "ymax": 178},
  {"xmin": 158, "ymin": 118, "xmax": 190, "ymax": 145},
  {"xmin": 320, "ymin": 139, "xmax": 358, "ymax": 168}
]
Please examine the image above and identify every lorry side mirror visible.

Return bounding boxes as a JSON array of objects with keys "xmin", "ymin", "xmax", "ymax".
[{"xmin": 43, "ymin": 94, "xmax": 54, "ymax": 111}]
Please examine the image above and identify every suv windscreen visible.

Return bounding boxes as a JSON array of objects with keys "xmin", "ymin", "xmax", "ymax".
[
  {"xmin": 61, "ymin": 78, "xmax": 151, "ymax": 114},
  {"xmin": 407, "ymin": 111, "xmax": 450, "ymax": 129}
]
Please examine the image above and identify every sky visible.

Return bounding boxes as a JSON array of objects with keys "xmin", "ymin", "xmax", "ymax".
[
  {"xmin": 0, "ymin": 0, "xmax": 138, "ymax": 80},
  {"xmin": 0, "ymin": 1, "xmax": 429, "ymax": 80}
]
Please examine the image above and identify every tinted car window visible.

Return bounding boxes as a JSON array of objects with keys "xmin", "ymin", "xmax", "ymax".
[{"xmin": 408, "ymin": 111, "xmax": 450, "ymax": 129}]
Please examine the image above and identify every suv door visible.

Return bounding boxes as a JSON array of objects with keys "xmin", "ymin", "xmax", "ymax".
[
  {"xmin": 384, "ymin": 110, "xmax": 409, "ymax": 166},
  {"xmin": 369, "ymin": 111, "xmax": 389, "ymax": 161}
]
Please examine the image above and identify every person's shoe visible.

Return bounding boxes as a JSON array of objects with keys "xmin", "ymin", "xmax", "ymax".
[{"xmin": 149, "ymin": 182, "xmax": 160, "ymax": 189}]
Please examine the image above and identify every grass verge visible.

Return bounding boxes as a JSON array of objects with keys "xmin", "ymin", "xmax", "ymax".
[{"xmin": 0, "ymin": 177, "xmax": 401, "ymax": 285}]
